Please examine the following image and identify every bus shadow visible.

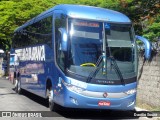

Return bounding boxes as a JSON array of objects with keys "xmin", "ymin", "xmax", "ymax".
[
  {"xmin": 12, "ymin": 88, "xmax": 49, "ymax": 108},
  {"xmin": 0, "ymin": 93, "xmax": 16, "ymax": 96},
  {"xmin": 57, "ymin": 108, "xmax": 141, "ymax": 119},
  {"xmin": 58, "ymin": 109, "xmax": 155, "ymax": 119}
]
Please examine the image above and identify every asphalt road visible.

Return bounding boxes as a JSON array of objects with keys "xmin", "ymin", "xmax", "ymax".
[{"xmin": 0, "ymin": 77, "xmax": 158, "ymax": 120}]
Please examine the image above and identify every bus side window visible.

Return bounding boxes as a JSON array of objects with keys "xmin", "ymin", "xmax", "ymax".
[
  {"xmin": 54, "ymin": 12, "xmax": 67, "ymax": 71},
  {"xmin": 25, "ymin": 16, "xmax": 52, "ymax": 47}
]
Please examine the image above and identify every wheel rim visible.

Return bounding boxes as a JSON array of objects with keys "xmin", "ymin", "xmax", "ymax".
[
  {"xmin": 49, "ymin": 89, "xmax": 53, "ymax": 104},
  {"xmin": 14, "ymin": 79, "xmax": 17, "ymax": 87},
  {"xmin": 18, "ymin": 80, "xmax": 20, "ymax": 91}
]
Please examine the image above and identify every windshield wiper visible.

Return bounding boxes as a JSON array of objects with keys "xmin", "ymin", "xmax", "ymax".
[
  {"xmin": 86, "ymin": 55, "xmax": 103, "ymax": 83},
  {"xmin": 109, "ymin": 56, "xmax": 125, "ymax": 86}
]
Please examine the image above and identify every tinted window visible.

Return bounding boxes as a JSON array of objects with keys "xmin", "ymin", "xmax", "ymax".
[{"xmin": 13, "ymin": 16, "xmax": 52, "ymax": 48}]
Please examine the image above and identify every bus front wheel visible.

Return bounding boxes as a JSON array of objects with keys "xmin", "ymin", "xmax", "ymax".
[{"xmin": 48, "ymin": 87, "xmax": 57, "ymax": 111}]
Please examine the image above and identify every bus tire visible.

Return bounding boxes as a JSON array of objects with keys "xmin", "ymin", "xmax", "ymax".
[
  {"xmin": 14, "ymin": 78, "xmax": 17, "ymax": 88},
  {"xmin": 13, "ymin": 72, "xmax": 16, "ymax": 84},
  {"xmin": 15, "ymin": 79, "xmax": 22, "ymax": 94},
  {"xmin": 47, "ymin": 87, "xmax": 57, "ymax": 111}
]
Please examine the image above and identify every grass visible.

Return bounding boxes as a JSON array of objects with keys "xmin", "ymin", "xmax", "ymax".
[{"xmin": 136, "ymin": 99, "xmax": 160, "ymax": 111}]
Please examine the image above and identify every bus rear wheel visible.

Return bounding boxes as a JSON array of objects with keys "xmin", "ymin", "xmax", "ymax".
[{"xmin": 15, "ymin": 79, "xmax": 22, "ymax": 94}]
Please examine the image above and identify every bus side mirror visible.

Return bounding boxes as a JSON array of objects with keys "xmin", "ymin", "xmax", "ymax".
[
  {"xmin": 136, "ymin": 35, "xmax": 151, "ymax": 60},
  {"xmin": 58, "ymin": 28, "xmax": 68, "ymax": 51}
]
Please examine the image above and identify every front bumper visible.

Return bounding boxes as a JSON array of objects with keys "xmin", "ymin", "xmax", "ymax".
[{"xmin": 54, "ymin": 83, "xmax": 136, "ymax": 110}]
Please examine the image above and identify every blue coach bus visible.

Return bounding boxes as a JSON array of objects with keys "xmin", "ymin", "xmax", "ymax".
[{"xmin": 12, "ymin": 4, "xmax": 151, "ymax": 111}]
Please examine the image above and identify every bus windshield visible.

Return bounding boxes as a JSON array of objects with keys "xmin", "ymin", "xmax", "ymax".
[{"xmin": 67, "ymin": 19, "xmax": 137, "ymax": 84}]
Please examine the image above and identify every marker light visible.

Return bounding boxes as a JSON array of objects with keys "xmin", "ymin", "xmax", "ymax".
[{"xmin": 70, "ymin": 97, "xmax": 78, "ymax": 105}]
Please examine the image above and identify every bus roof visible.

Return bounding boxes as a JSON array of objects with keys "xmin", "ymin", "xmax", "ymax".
[{"xmin": 15, "ymin": 4, "xmax": 131, "ymax": 31}]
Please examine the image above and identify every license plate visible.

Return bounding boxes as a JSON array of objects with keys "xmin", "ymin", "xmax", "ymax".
[{"xmin": 98, "ymin": 101, "xmax": 111, "ymax": 106}]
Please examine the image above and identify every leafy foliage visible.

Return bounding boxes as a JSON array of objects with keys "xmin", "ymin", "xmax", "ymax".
[
  {"xmin": 130, "ymin": 0, "xmax": 160, "ymax": 42},
  {"xmin": 0, "ymin": 0, "xmax": 159, "ymax": 50},
  {"xmin": 143, "ymin": 15, "xmax": 160, "ymax": 42}
]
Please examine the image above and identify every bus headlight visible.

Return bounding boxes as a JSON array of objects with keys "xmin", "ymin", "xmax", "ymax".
[
  {"xmin": 62, "ymin": 80, "xmax": 85, "ymax": 94},
  {"xmin": 125, "ymin": 89, "xmax": 136, "ymax": 95}
]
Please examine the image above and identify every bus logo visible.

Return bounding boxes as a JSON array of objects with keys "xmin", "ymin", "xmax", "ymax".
[{"xmin": 103, "ymin": 92, "xmax": 108, "ymax": 98}]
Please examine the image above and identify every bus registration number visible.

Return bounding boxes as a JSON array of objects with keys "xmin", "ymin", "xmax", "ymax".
[{"xmin": 98, "ymin": 101, "xmax": 110, "ymax": 106}]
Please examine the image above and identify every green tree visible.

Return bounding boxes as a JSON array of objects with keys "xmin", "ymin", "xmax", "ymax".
[
  {"xmin": 0, "ymin": 0, "xmax": 56, "ymax": 50},
  {"xmin": 143, "ymin": 15, "xmax": 160, "ymax": 42},
  {"xmin": 127, "ymin": 0, "xmax": 160, "ymax": 41}
]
